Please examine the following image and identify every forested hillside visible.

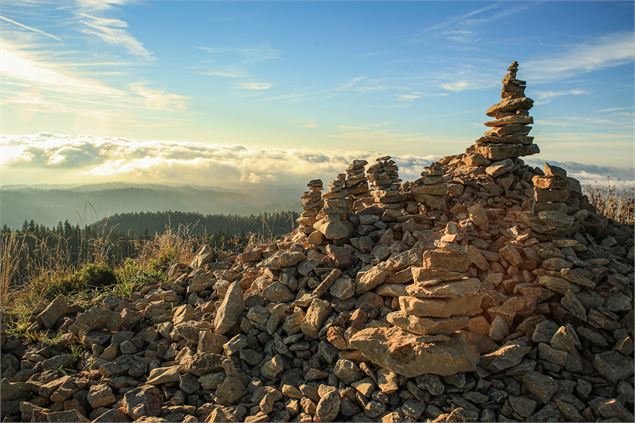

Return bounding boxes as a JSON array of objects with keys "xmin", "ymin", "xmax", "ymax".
[
  {"xmin": 89, "ymin": 210, "xmax": 297, "ymax": 237},
  {"xmin": 1, "ymin": 210, "xmax": 297, "ymax": 287},
  {"xmin": 0, "ymin": 185, "xmax": 299, "ymax": 228}
]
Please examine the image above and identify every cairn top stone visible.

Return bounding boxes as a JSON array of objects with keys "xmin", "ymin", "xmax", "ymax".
[{"xmin": 469, "ymin": 61, "xmax": 539, "ymax": 162}]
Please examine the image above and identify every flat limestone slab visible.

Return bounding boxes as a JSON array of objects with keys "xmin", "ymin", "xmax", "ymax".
[
  {"xmin": 349, "ymin": 326, "xmax": 479, "ymax": 377},
  {"xmin": 399, "ymin": 294, "xmax": 482, "ymax": 318},
  {"xmin": 476, "ymin": 143, "xmax": 539, "ymax": 160},
  {"xmin": 406, "ymin": 278, "xmax": 480, "ymax": 298},
  {"xmin": 387, "ymin": 311, "xmax": 469, "ymax": 335}
]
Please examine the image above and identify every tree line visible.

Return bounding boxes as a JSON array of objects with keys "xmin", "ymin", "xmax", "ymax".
[{"xmin": 1, "ymin": 210, "xmax": 298, "ymax": 286}]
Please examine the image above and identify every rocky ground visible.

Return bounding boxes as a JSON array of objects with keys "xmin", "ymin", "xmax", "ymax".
[{"xmin": 1, "ymin": 62, "xmax": 633, "ymax": 422}]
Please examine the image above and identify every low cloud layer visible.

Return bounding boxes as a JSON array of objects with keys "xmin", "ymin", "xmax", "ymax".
[{"xmin": 1, "ymin": 134, "xmax": 633, "ymax": 188}]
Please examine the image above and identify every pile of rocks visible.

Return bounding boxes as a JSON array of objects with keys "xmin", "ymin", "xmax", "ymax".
[
  {"xmin": 296, "ymin": 179, "xmax": 323, "ymax": 236},
  {"xmin": 345, "ymin": 160, "xmax": 371, "ymax": 211},
  {"xmin": 413, "ymin": 162, "xmax": 450, "ymax": 210},
  {"xmin": 2, "ymin": 61, "xmax": 633, "ymax": 423},
  {"xmin": 475, "ymin": 61, "xmax": 539, "ymax": 162},
  {"xmin": 367, "ymin": 156, "xmax": 408, "ymax": 210},
  {"xmin": 529, "ymin": 164, "xmax": 576, "ymax": 236},
  {"xmin": 312, "ymin": 174, "xmax": 353, "ymax": 242}
]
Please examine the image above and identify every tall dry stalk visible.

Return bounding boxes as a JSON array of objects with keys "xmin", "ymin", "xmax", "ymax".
[
  {"xmin": 137, "ymin": 224, "xmax": 201, "ymax": 267},
  {"xmin": 585, "ymin": 182, "xmax": 635, "ymax": 225},
  {"xmin": 1, "ymin": 231, "xmax": 25, "ymax": 303}
]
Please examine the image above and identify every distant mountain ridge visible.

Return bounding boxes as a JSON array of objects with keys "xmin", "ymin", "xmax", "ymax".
[{"xmin": 0, "ymin": 184, "xmax": 300, "ymax": 228}]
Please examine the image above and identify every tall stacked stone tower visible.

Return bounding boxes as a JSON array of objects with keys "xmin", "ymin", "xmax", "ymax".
[{"xmin": 474, "ymin": 61, "xmax": 539, "ymax": 161}]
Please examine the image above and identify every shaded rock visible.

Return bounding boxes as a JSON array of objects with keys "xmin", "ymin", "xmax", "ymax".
[
  {"xmin": 146, "ymin": 365, "xmax": 180, "ymax": 385},
  {"xmin": 87, "ymin": 384, "xmax": 116, "ymax": 408},
  {"xmin": 521, "ymin": 371, "xmax": 557, "ymax": 403},
  {"xmin": 122, "ymin": 385, "xmax": 163, "ymax": 419},
  {"xmin": 315, "ymin": 390, "xmax": 340, "ymax": 422},
  {"xmin": 480, "ymin": 341, "xmax": 531, "ymax": 372},
  {"xmin": 68, "ymin": 305, "xmax": 122, "ymax": 337},
  {"xmin": 333, "ymin": 359, "xmax": 363, "ymax": 384},
  {"xmin": 36, "ymin": 294, "xmax": 68, "ymax": 329},
  {"xmin": 594, "ymin": 350, "xmax": 634, "ymax": 382}
]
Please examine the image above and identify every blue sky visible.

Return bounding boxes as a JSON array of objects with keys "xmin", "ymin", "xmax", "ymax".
[{"xmin": 1, "ymin": 0, "xmax": 633, "ymax": 186}]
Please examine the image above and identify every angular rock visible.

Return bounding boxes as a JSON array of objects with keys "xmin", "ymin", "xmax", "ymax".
[
  {"xmin": 521, "ymin": 371, "xmax": 557, "ymax": 403},
  {"xmin": 349, "ymin": 326, "xmax": 479, "ymax": 377},
  {"xmin": 315, "ymin": 390, "xmax": 340, "ymax": 422},
  {"xmin": 594, "ymin": 350, "xmax": 634, "ymax": 383},
  {"xmin": 87, "ymin": 384, "xmax": 116, "ymax": 408},
  {"xmin": 146, "ymin": 365, "xmax": 180, "ymax": 385},
  {"xmin": 406, "ymin": 278, "xmax": 480, "ymax": 298},
  {"xmin": 399, "ymin": 294, "xmax": 482, "ymax": 318},
  {"xmin": 37, "ymin": 295, "xmax": 68, "ymax": 329},
  {"xmin": 480, "ymin": 340, "xmax": 532, "ymax": 372},
  {"xmin": 122, "ymin": 385, "xmax": 162, "ymax": 419},
  {"xmin": 300, "ymin": 298, "xmax": 331, "ymax": 338},
  {"xmin": 387, "ymin": 311, "xmax": 469, "ymax": 335},
  {"xmin": 214, "ymin": 282, "xmax": 244, "ymax": 334},
  {"xmin": 423, "ymin": 250, "xmax": 471, "ymax": 273}
]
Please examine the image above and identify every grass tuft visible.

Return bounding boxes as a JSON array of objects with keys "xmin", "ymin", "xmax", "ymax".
[{"xmin": 585, "ymin": 182, "xmax": 634, "ymax": 225}]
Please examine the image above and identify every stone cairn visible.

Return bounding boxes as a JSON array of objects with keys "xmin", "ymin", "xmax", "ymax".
[
  {"xmin": 4, "ymin": 61, "xmax": 634, "ymax": 423},
  {"xmin": 344, "ymin": 159, "xmax": 371, "ymax": 211},
  {"xmin": 475, "ymin": 60, "xmax": 539, "ymax": 162},
  {"xmin": 312, "ymin": 174, "xmax": 352, "ymax": 241},
  {"xmin": 530, "ymin": 163, "xmax": 575, "ymax": 236},
  {"xmin": 296, "ymin": 179, "xmax": 323, "ymax": 235},
  {"xmin": 412, "ymin": 162, "xmax": 450, "ymax": 210},
  {"xmin": 366, "ymin": 156, "xmax": 409, "ymax": 218},
  {"xmin": 385, "ymin": 222, "xmax": 482, "ymax": 375}
]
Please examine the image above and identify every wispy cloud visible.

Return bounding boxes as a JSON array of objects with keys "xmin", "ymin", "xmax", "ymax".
[
  {"xmin": 598, "ymin": 107, "xmax": 632, "ymax": 113},
  {"xmin": 397, "ymin": 93, "xmax": 421, "ymax": 101},
  {"xmin": 1, "ymin": 39, "xmax": 187, "ymax": 115},
  {"xmin": 237, "ymin": 82, "xmax": 272, "ymax": 91},
  {"xmin": 76, "ymin": 1, "xmax": 131, "ymax": 11},
  {"xmin": 198, "ymin": 45, "xmax": 279, "ymax": 79},
  {"xmin": 525, "ymin": 32, "xmax": 635, "ymax": 82},
  {"xmin": 0, "ymin": 15, "xmax": 62, "ymax": 41},
  {"xmin": 255, "ymin": 90, "xmax": 307, "ymax": 103},
  {"xmin": 441, "ymin": 80, "xmax": 471, "ymax": 92},
  {"xmin": 422, "ymin": 2, "xmax": 538, "ymax": 44},
  {"xmin": 78, "ymin": 13, "xmax": 153, "ymax": 60},
  {"xmin": 200, "ymin": 69, "xmax": 247, "ymax": 78},
  {"xmin": 334, "ymin": 75, "xmax": 433, "ymax": 95},
  {"xmin": 71, "ymin": 1, "xmax": 153, "ymax": 60},
  {"xmin": 423, "ymin": 3, "xmax": 498, "ymax": 34},
  {"xmin": 533, "ymin": 88, "xmax": 588, "ymax": 104},
  {"xmin": 128, "ymin": 82, "xmax": 188, "ymax": 110}
]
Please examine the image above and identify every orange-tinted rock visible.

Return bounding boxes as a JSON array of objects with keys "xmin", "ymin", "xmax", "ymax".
[{"xmin": 349, "ymin": 327, "xmax": 479, "ymax": 377}]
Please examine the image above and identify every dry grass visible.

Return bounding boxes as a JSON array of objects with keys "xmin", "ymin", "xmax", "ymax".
[
  {"xmin": 1, "ymin": 231, "xmax": 24, "ymax": 303},
  {"xmin": 0, "ymin": 220, "xmax": 281, "ymax": 335},
  {"xmin": 585, "ymin": 182, "xmax": 635, "ymax": 225}
]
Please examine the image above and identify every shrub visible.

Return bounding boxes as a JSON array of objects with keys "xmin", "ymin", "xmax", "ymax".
[
  {"xmin": 18, "ymin": 262, "xmax": 117, "ymax": 306},
  {"xmin": 114, "ymin": 258, "xmax": 164, "ymax": 298},
  {"xmin": 75, "ymin": 263, "xmax": 118, "ymax": 289}
]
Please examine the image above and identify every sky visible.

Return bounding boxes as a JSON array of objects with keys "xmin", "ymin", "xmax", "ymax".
[{"xmin": 1, "ymin": 0, "xmax": 634, "ymax": 187}]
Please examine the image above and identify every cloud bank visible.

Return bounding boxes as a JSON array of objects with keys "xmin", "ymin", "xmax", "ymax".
[{"xmin": 1, "ymin": 134, "xmax": 633, "ymax": 188}]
